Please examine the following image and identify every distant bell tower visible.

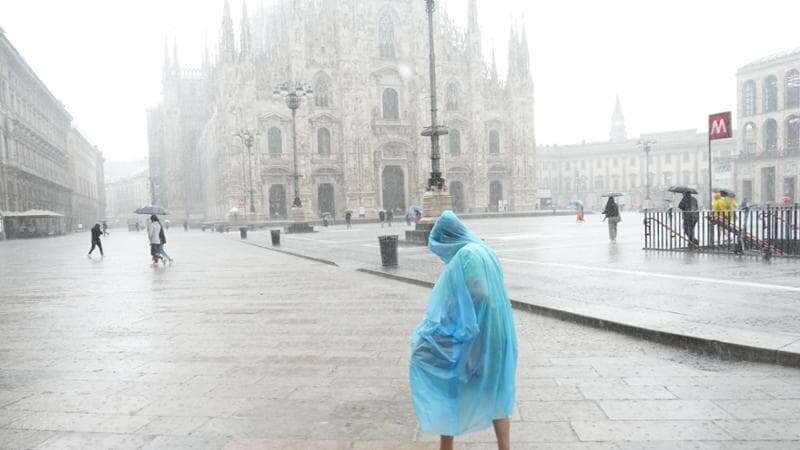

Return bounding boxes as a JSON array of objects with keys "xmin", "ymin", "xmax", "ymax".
[{"xmin": 610, "ymin": 95, "xmax": 627, "ymax": 143}]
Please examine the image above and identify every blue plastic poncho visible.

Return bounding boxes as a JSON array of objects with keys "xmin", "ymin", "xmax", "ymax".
[{"xmin": 409, "ymin": 211, "xmax": 518, "ymax": 436}]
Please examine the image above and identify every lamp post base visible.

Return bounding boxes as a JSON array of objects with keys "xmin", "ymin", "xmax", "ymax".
[
  {"xmin": 285, "ymin": 206, "xmax": 314, "ymax": 233},
  {"xmin": 405, "ymin": 188, "xmax": 452, "ymax": 245}
]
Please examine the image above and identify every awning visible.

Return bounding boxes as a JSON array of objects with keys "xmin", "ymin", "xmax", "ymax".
[{"xmin": 0, "ymin": 210, "xmax": 64, "ymax": 218}]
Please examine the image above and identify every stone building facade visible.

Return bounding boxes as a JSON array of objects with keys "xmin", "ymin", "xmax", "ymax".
[
  {"xmin": 66, "ymin": 128, "xmax": 105, "ymax": 230},
  {"xmin": 734, "ymin": 48, "xmax": 800, "ymax": 204},
  {"xmin": 537, "ymin": 99, "xmax": 735, "ymax": 211},
  {"xmin": 0, "ymin": 27, "xmax": 105, "ymax": 234},
  {"xmin": 0, "ymin": 27, "xmax": 73, "ymax": 216},
  {"xmin": 149, "ymin": 0, "xmax": 536, "ymax": 222},
  {"xmin": 105, "ymin": 170, "xmax": 150, "ymax": 227}
]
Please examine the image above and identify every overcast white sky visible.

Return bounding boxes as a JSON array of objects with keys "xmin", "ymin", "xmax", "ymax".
[{"xmin": 2, "ymin": 0, "xmax": 799, "ymax": 161}]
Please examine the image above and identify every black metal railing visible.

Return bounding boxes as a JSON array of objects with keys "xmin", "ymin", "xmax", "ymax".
[{"xmin": 643, "ymin": 205, "xmax": 800, "ymax": 258}]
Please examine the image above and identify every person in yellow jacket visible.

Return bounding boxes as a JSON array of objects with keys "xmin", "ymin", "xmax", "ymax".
[
  {"xmin": 712, "ymin": 192, "xmax": 726, "ymax": 220},
  {"xmin": 722, "ymin": 194, "xmax": 737, "ymax": 221}
]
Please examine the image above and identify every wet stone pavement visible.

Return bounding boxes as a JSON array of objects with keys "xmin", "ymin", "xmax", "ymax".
[
  {"xmin": 246, "ymin": 213, "xmax": 800, "ymax": 357},
  {"xmin": 0, "ymin": 230, "xmax": 799, "ymax": 449}
]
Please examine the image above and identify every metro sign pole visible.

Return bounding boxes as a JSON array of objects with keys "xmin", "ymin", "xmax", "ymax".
[{"xmin": 708, "ymin": 112, "xmax": 732, "ymax": 208}]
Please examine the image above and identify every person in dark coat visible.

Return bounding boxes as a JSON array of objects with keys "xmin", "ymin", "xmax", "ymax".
[
  {"xmin": 386, "ymin": 209, "xmax": 393, "ymax": 227},
  {"xmin": 678, "ymin": 192, "xmax": 699, "ymax": 245},
  {"xmin": 88, "ymin": 223, "xmax": 104, "ymax": 258},
  {"xmin": 344, "ymin": 210, "xmax": 352, "ymax": 229},
  {"xmin": 379, "ymin": 209, "xmax": 386, "ymax": 228},
  {"xmin": 601, "ymin": 197, "xmax": 621, "ymax": 242}
]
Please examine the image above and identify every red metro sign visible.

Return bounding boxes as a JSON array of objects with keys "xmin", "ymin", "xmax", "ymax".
[{"xmin": 708, "ymin": 112, "xmax": 732, "ymax": 140}]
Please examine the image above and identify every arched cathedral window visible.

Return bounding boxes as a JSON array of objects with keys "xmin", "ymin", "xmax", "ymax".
[
  {"xmin": 382, "ymin": 88, "xmax": 399, "ymax": 120},
  {"xmin": 315, "ymin": 75, "xmax": 332, "ymax": 107},
  {"xmin": 268, "ymin": 127, "xmax": 282, "ymax": 156},
  {"xmin": 318, "ymin": 127, "xmax": 331, "ymax": 156},
  {"xmin": 378, "ymin": 14, "xmax": 396, "ymax": 59},
  {"xmin": 488, "ymin": 129, "xmax": 500, "ymax": 154},
  {"xmin": 446, "ymin": 81, "xmax": 460, "ymax": 111}
]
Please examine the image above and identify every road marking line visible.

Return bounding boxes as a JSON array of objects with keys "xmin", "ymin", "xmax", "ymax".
[{"xmin": 500, "ymin": 258, "xmax": 800, "ymax": 293}]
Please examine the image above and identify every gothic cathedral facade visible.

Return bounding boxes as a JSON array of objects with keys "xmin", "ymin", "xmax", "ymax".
[{"xmin": 148, "ymin": 0, "xmax": 536, "ymax": 222}]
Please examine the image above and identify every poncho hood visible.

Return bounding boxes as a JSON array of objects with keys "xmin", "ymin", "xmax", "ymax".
[{"xmin": 428, "ymin": 211, "xmax": 482, "ymax": 263}]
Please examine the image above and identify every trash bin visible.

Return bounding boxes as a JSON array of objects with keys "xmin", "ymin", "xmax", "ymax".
[
  {"xmin": 270, "ymin": 229, "xmax": 281, "ymax": 246},
  {"xmin": 239, "ymin": 227, "xmax": 248, "ymax": 239},
  {"xmin": 378, "ymin": 235, "xmax": 399, "ymax": 267}
]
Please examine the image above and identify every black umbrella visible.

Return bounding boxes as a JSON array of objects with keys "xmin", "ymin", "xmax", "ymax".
[
  {"xmin": 668, "ymin": 185, "xmax": 698, "ymax": 195},
  {"xmin": 713, "ymin": 188, "xmax": 736, "ymax": 197},
  {"xmin": 134, "ymin": 205, "xmax": 168, "ymax": 215},
  {"xmin": 601, "ymin": 192, "xmax": 624, "ymax": 197}
]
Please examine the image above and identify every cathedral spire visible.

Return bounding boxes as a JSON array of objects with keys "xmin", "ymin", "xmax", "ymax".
[
  {"xmin": 240, "ymin": 0, "xmax": 252, "ymax": 62},
  {"xmin": 172, "ymin": 36, "xmax": 179, "ymax": 71},
  {"xmin": 610, "ymin": 95, "xmax": 627, "ymax": 143},
  {"xmin": 466, "ymin": 0, "xmax": 481, "ymax": 57},
  {"xmin": 506, "ymin": 16, "xmax": 518, "ymax": 84},
  {"xmin": 519, "ymin": 16, "xmax": 531, "ymax": 83},
  {"xmin": 219, "ymin": 0, "xmax": 237, "ymax": 64},
  {"xmin": 490, "ymin": 42, "xmax": 498, "ymax": 83}
]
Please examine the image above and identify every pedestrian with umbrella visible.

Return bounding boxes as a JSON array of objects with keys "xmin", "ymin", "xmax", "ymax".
[
  {"xmin": 344, "ymin": 209, "xmax": 353, "ymax": 229},
  {"xmin": 135, "ymin": 206, "xmax": 169, "ymax": 265},
  {"xmin": 601, "ymin": 193, "xmax": 622, "ymax": 242},
  {"xmin": 671, "ymin": 186, "xmax": 700, "ymax": 246}
]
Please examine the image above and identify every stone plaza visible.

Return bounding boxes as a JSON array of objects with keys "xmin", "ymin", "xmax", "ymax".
[{"xmin": 1, "ymin": 215, "xmax": 800, "ymax": 449}]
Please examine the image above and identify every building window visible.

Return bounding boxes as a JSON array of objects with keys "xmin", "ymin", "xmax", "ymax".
[
  {"xmin": 382, "ymin": 88, "xmax": 399, "ymax": 120},
  {"xmin": 446, "ymin": 81, "xmax": 460, "ymax": 111},
  {"xmin": 449, "ymin": 129, "xmax": 461, "ymax": 156},
  {"xmin": 743, "ymin": 122, "xmax": 757, "ymax": 154},
  {"xmin": 764, "ymin": 118, "xmax": 778, "ymax": 152},
  {"xmin": 488, "ymin": 129, "xmax": 500, "ymax": 154},
  {"xmin": 764, "ymin": 75, "xmax": 778, "ymax": 113},
  {"xmin": 787, "ymin": 115, "xmax": 800, "ymax": 152},
  {"xmin": 317, "ymin": 127, "xmax": 331, "ymax": 156},
  {"xmin": 786, "ymin": 70, "xmax": 800, "ymax": 109},
  {"xmin": 268, "ymin": 127, "xmax": 282, "ymax": 156},
  {"xmin": 378, "ymin": 13, "xmax": 396, "ymax": 59},
  {"xmin": 314, "ymin": 74, "xmax": 332, "ymax": 107},
  {"xmin": 742, "ymin": 80, "xmax": 756, "ymax": 116}
]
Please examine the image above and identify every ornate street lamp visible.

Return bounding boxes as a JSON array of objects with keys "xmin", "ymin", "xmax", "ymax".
[
  {"xmin": 232, "ymin": 128, "xmax": 256, "ymax": 216},
  {"xmin": 422, "ymin": 0, "xmax": 447, "ymax": 191},
  {"xmin": 638, "ymin": 139, "xmax": 656, "ymax": 207},
  {"xmin": 273, "ymin": 81, "xmax": 313, "ymax": 208}
]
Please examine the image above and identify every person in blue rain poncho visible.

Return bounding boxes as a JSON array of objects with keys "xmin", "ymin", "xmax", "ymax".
[{"xmin": 410, "ymin": 211, "xmax": 518, "ymax": 450}]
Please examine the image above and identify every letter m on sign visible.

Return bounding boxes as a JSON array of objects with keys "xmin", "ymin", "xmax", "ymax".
[{"xmin": 709, "ymin": 112, "xmax": 732, "ymax": 140}]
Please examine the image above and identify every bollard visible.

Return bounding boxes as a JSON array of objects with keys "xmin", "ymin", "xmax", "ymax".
[
  {"xmin": 378, "ymin": 235, "xmax": 399, "ymax": 267},
  {"xmin": 239, "ymin": 227, "xmax": 248, "ymax": 239},
  {"xmin": 270, "ymin": 229, "xmax": 281, "ymax": 246}
]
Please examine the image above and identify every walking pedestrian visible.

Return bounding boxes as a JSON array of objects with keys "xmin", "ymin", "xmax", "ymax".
[
  {"xmin": 87, "ymin": 223, "xmax": 104, "ymax": 258},
  {"xmin": 158, "ymin": 224, "xmax": 173, "ymax": 264},
  {"xmin": 386, "ymin": 209, "xmax": 393, "ymax": 227},
  {"xmin": 410, "ymin": 211, "xmax": 517, "ymax": 450},
  {"xmin": 101, "ymin": 221, "xmax": 109, "ymax": 236},
  {"xmin": 602, "ymin": 196, "xmax": 621, "ymax": 242},
  {"xmin": 378, "ymin": 209, "xmax": 386, "ymax": 228},
  {"xmin": 344, "ymin": 210, "xmax": 352, "ymax": 229},
  {"xmin": 183, "ymin": 220, "xmax": 188, "ymax": 231},
  {"xmin": 678, "ymin": 192, "xmax": 699, "ymax": 246},
  {"xmin": 147, "ymin": 215, "xmax": 163, "ymax": 265}
]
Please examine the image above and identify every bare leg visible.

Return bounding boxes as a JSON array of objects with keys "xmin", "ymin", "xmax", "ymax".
[
  {"xmin": 440, "ymin": 435, "xmax": 454, "ymax": 450},
  {"xmin": 493, "ymin": 418, "xmax": 511, "ymax": 450}
]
